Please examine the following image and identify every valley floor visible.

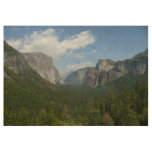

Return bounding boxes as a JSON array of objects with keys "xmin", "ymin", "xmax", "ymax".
[{"xmin": 4, "ymin": 73, "xmax": 148, "ymax": 126}]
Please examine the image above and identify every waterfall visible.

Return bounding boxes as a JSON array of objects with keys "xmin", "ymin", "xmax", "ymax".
[{"xmin": 93, "ymin": 75, "xmax": 98, "ymax": 88}]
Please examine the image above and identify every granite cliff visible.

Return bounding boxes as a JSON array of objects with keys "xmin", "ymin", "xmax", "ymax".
[
  {"xmin": 22, "ymin": 52, "xmax": 64, "ymax": 85},
  {"xmin": 83, "ymin": 49, "xmax": 148, "ymax": 87}
]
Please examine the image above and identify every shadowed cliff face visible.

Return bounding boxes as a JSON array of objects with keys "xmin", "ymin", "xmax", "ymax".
[
  {"xmin": 83, "ymin": 49, "xmax": 148, "ymax": 87},
  {"xmin": 22, "ymin": 52, "xmax": 64, "ymax": 85}
]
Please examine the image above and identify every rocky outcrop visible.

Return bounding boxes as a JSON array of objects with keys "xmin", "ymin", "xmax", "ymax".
[
  {"xmin": 22, "ymin": 52, "xmax": 64, "ymax": 85},
  {"xmin": 83, "ymin": 49, "xmax": 148, "ymax": 87},
  {"xmin": 96, "ymin": 59, "xmax": 115, "ymax": 72}
]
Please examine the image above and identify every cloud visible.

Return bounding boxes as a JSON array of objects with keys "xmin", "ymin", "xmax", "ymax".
[
  {"xmin": 102, "ymin": 46, "xmax": 108, "ymax": 51},
  {"xmin": 67, "ymin": 62, "xmax": 94, "ymax": 71},
  {"xmin": 7, "ymin": 28, "xmax": 95, "ymax": 59},
  {"xmin": 62, "ymin": 31, "xmax": 95, "ymax": 50},
  {"xmin": 75, "ymin": 50, "xmax": 97, "ymax": 58},
  {"xmin": 7, "ymin": 39, "xmax": 22, "ymax": 49}
]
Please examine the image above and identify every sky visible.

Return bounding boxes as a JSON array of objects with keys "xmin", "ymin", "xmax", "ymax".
[{"xmin": 4, "ymin": 26, "xmax": 148, "ymax": 73}]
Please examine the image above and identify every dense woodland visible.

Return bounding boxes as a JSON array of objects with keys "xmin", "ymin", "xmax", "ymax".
[{"xmin": 4, "ymin": 67, "xmax": 148, "ymax": 126}]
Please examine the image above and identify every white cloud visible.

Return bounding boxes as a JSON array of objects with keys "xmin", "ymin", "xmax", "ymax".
[
  {"xmin": 75, "ymin": 50, "xmax": 97, "ymax": 58},
  {"xmin": 7, "ymin": 28, "xmax": 95, "ymax": 59},
  {"xmin": 7, "ymin": 39, "xmax": 22, "ymax": 50},
  {"xmin": 62, "ymin": 31, "xmax": 95, "ymax": 50},
  {"xmin": 67, "ymin": 62, "xmax": 94, "ymax": 71}
]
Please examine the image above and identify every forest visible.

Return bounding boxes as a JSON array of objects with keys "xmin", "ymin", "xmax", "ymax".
[{"xmin": 4, "ymin": 68, "xmax": 148, "ymax": 126}]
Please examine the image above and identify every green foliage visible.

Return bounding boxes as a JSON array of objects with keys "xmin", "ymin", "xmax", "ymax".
[
  {"xmin": 4, "ymin": 67, "xmax": 148, "ymax": 126},
  {"xmin": 139, "ymin": 107, "xmax": 148, "ymax": 126}
]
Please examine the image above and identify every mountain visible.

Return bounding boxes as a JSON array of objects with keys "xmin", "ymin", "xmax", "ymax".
[
  {"xmin": 22, "ymin": 52, "xmax": 64, "ymax": 85},
  {"xmin": 4, "ymin": 41, "xmax": 56, "ymax": 89},
  {"xmin": 83, "ymin": 49, "xmax": 148, "ymax": 87},
  {"xmin": 4, "ymin": 41, "xmax": 31, "ymax": 77},
  {"xmin": 4, "ymin": 41, "xmax": 61, "ymax": 125},
  {"xmin": 65, "ymin": 67, "xmax": 90, "ymax": 85},
  {"xmin": 83, "ymin": 59, "xmax": 116, "ymax": 87}
]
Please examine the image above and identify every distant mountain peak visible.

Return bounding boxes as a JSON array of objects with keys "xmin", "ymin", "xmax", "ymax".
[{"xmin": 65, "ymin": 67, "xmax": 90, "ymax": 85}]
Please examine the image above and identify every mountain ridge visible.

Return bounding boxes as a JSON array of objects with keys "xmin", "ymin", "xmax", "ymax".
[{"xmin": 83, "ymin": 49, "xmax": 148, "ymax": 87}]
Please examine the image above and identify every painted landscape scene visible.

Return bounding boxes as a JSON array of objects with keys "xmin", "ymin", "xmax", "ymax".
[{"xmin": 4, "ymin": 26, "xmax": 148, "ymax": 126}]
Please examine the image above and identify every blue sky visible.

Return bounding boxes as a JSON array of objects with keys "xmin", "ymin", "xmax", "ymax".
[{"xmin": 4, "ymin": 26, "xmax": 148, "ymax": 73}]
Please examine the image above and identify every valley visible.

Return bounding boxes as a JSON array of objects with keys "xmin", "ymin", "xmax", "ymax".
[{"xmin": 4, "ymin": 41, "xmax": 148, "ymax": 126}]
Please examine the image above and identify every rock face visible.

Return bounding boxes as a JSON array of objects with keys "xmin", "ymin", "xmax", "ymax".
[
  {"xmin": 4, "ymin": 41, "xmax": 31, "ymax": 76},
  {"xmin": 84, "ymin": 49, "xmax": 148, "ymax": 87},
  {"xmin": 4, "ymin": 41, "xmax": 58, "ymax": 92},
  {"xmin": 4, "ymin": 41, "xmax": 64, "ymax": 85},
  {"xmin": 96, "ymin": 59, "xmax": 115, "ymax": 72},
  {"xmin": 65, "ymin": 67, "xmax": 90, "ymax": 85},
  {"xmin": 83, "ymin": 59, "xmax": 116, "ymax": 87},
  {"xmin": 22, "ymin": 52, "xmax": 64, "ymax": 85}
]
